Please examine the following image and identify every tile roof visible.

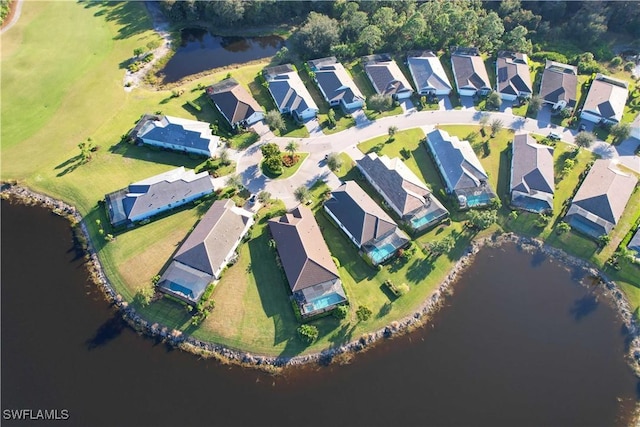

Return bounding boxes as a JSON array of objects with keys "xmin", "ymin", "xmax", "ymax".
[
  {"xmin": 136, "ymin": 115, "xmax": 220, "ymax": 154},
  {"xmin": 264, "ymin": 64, "xmax": 318, "ymax": 116},
  {"xmin": 406, "ymin": 51, "xmax": 452, "ymax": 93},
  {"xmin": 309, "ymin": 57, "xmax": 364, "ymax": 107},
  {"xmin": 496, "ymin": 51, "xmax": 533, "ymax": 96},
  {"xmin": 539, "ymin": 60, "xmax": 578, "ymax": 107},
  {"xmin": 510, "ymin": 133, "xmax": 555, "ymax": 195},
  {"xmin": 582, "ymin": 74, "xmax": 629, "ymax": 123},
  {"xmin": 356, "ymin": 152, "xmax": 449, "ymax": 221},
  {"xmin": 206, "ymin": 78, "xmax": 263, "ymax": 126},
  {"xmin": 268, "ymin": 206, "xmax": 339, "ymax": 292},
  {"xmin": 363, "ymin": 54, "xmax": 413, "ymax": 97},
  {"xmin": 450, "ymin": 47, "xmax": 491, "ymax": 91},
  {"xmin": 324, "ymin": 181, "xmax": 401, "ymax": 246}
]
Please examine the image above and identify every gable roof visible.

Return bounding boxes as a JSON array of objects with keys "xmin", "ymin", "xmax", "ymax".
[
  {"xmin": 136, "ymin": 115, "xmax": 220, "ymax": 154},
  {"xmin": 356, "ymin": 152, "xmax": 448, "ymax": 219},
  {"xmin": 324, "ymin": 181, "xmax": 399, "ymax": 246},
  {"xmin": 268, "ymin": 206, "xmax": 339, "ymax": 292},
  {"xmin": 496, "ymin": 51, "xmax": 533, "ymax": 96},
  {"xmin": 363, "ymin": 54, "xmax": 413, "ymax": 97},
  {"xmin": 570, "ymin": 159, "xmax": 637, "ymax": 225},
  {"xmin": 264, "ymin": 64, "xmax": 318, "ymax": 115},
  {"xmin": 539, "ymin": 60, "xmax": 578, "ymax": 107},
  {"xmin": 174, "ymin": 199, "xmax": 253, "ymax": 276},
  {"xmin": 309, "ymin": 57, "xmax": 364, "ymax": 106},
  {"xmin": 425, "ymin": 129, "xmax": 489, "ymax": 191},
  {"xmin": 113, "ymin": 167, "xmax": 214, "ymax": 223},
  {"xmin": 450, "ymin": 47, "xmax": 491, "ymax": 91},
  {"xmin": 510, "ymin": 133, "xmax": 555, "ymax": 195},
  {"xmin": 407, "ymin": 51, "xmax": 452, "ymax": 93},
  {"xmin": 582, "ymin": 74, "xmax": 629, "ymax": 123},
  {"xmin": 206, "ymin": 78, "xmax": 263, "ymax": 126},
  {"xmin": 628, "ymin": 228, "xmax": 640, "ymax": 255}
]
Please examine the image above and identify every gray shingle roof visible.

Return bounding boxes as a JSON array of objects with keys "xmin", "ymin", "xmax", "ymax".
[
  {"xmin": 582, "ymin": 74, "xmax": 629, "ymax": 123},
  {"xmin": 206, "ymin": 78, "xmax": 263, "ymax": 126},
  {"xmin": 628, "ymin": 228, "xmax": 640, "ymax": 255},
  {"xmin": 264, "ymin": 64, "xmax": 318, "ymax": 116},
  {"xmin": 496, "ymin": 51, "xmax": 533, "ymax": 96},
  {"xmin": 309, "ymin": 58, "xmax": 364, "ymax": 107},
  {"xmin": 136, "ymin": 115, "xmax": 220, "ymax": 154},
  {"xmin": 539, "ymin": 60, "xmax": 578, "ymax": 107},
  {"xmin": 268, "ymin": 206, "xmax": 339, "ymax": 292},
  {"xmin": 356, "ymin": 153, "xmax": 449, "ymax": 223},
  {"xmin": 451, "ymin": 48, "xmax": 491, "ymax": 91},
  {"xmin": 363, "ymin": 54, "xmax": 413, "ymax": 97},
  {"xmin": 407, "ymin": 51, "xmax": 452, "ymax": 93},
  {"xmin": 324, "ymin": 181, "xmax": 401, "ymax": 246},
  {"xmin": 510, "ymin": 133, "xmax": 554, "ymax": 195}
]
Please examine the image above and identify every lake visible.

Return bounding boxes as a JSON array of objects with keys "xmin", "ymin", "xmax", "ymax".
[
  {"xmin": 1, "ymin": 200, "xmax": 637, "ymax": 426},
  {"xmin": 159, "ymin": 28, "xmax": 285, "ymax": 84}
]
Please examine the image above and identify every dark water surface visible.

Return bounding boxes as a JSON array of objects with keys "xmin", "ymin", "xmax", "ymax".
[
  {"xmin": 2, "ymin": 200, "xmax": 637, "ymax": 427},
  {"xmin": 159, "ymin": 28, "xmax": 284, "ymax": 84}
]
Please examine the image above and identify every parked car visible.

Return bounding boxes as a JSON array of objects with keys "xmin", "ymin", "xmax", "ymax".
[
  {"xmin": 548, "ymin": 132, "xmax": 561, "ymax": 141},
  {"xmin": 248, "ymin": 194, "xmax": 257, "ymax": 205}
]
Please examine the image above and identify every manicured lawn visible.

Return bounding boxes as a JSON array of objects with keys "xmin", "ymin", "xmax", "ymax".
[
  {"xmin": 262, "ymin": 153, "xmax": 309, "ymax": 180},
  {"xmin": 318, "ymin": 109, "xmax": 357, "ymax": 135}
]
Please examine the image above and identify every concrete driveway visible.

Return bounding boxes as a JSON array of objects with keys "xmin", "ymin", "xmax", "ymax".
[
  {"xmin": 460, "ymin": 96, "xmax": 475, "ymax": 109},
  {"xmin": 536, "ymin": 105, "xmax": 553, "ymax": 126}
]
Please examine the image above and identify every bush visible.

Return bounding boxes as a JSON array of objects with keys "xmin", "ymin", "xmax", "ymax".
[
  {"xmin": 624, "ymin": 62, "xmax": 635, "ymax": 72},
  {"xmin": 530, "ymin": 51, "xmax": 568, "ymax": 64},
  {"xmin": 356, "ymin": 305, "xmax": 372, "ymax": 322},
  {"xmin": 332, "ymin": 305, "xmax": 348, "ymax": 319},
  {"xmin": 297, "ymin": 324, "xmax": 319, "ymax": 344}
]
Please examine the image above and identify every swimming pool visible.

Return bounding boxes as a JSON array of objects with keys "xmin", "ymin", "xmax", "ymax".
[
  {"xmin": 410, "ymin": 212, "xmax": 443, "ymax": 229},
  {"xmin": 303, "ymin": 293, "xmax": 344, "ymax": 314},
  {"xmin": 368, "ymin": 243, "xmax": 397, "ymax": 265}
]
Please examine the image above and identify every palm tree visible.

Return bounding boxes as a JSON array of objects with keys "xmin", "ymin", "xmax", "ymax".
[
  {"xmin": 225, "ymin": 174, "xmax": 243, "ymax": 191},
  {"xmin": 490, "ymin": 119, "xmax": 503, "ymax": 137},
  {"xmin": 388, "ymin": 125, "xmax": 398, "ymax": 141},
  {"xmin": 479, "ymin": 113, "xmax": 490, "ymax": 135},
  {"xmin": 285, "ymin": 140, "xmax": 298, "ymax": 157}
]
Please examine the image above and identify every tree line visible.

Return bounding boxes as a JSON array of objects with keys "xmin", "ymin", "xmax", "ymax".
[{"xmin": 160, "ymin": 0, "xmax": 640, "ymax": 61}]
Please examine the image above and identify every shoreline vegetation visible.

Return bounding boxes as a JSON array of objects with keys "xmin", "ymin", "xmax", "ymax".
[{"xmin": 3, "ymin": 184, "xmax": 640, "ymax": 379}]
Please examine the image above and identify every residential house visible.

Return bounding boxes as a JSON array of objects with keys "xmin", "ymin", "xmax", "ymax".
[
  {"xmin": 105, "ymin": 167, "xmax": 214, "ymax": 227},
  {"xmin": 324, "ymin": 181, "xmax": 410, "ymax": 265},
  {"xmin": 539, "ymin": 60, "xmax": 578, "ymax": 110},
  {"xmin": 308, "ymin": 57, "xmax": 365, "ymax": 112},
  {"xmin": 450, "ymin": 47, "xmax": 491, "ymax": 97},
  {"xmin": 356, "ymin": 152, "xmax": 449, "ymax": 232},
  {"xmin": 268, "ymin": 206, "xmax": 346, "ymax": 318},
  {"xmin": 206, "ymin": 78, "xmax": 264, "ymax": 128},
  {"xmin": 510, "ymin": 133, "xmax": 554, "ymax": 213},
  {"xmin": 628, "ymin": 228, "xmax": 640, "ymax": 259},
  {"xmin": 264, "ymin": 64, "xmax": 318, "ymax": 123},
  {"xmin": 157, "ymin": 199, "xmax": 254, "ymax": 305},
  {"xmin": 632, "ymin": 114, "xmax": 640, "ymax": 140},
  {"xmin": 362, "ymin": 54, "xmax": 413, "ymax": 100},
  {"xmin": 424, "ymin": 129, "xmax": 496, "ymax": 209},
  {"xmin": 580, "ymin": 74, "xmax": 629, "ymax": 125},
  {"xmin": 564, "ymin": 159, "xmax": 637, "ymax": 238},
  {"xmin": 135, "ymin": 115, "xmax": 221, "ymax": 157},
  {"xmin": 407, "ymin": 51, "xmax": 452, "ymax": 96},
  {"xmin": 496, "ymin": 51, "xmax": 533, "ymax": 101}
]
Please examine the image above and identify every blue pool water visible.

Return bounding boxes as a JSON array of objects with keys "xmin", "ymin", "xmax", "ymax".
[
  {"xmin": 410, "ymin": 212, "xmax": 442, "ymax": 229},
  {"xmin": 466, "ymin": 194, "xmax": 492, "ymax": 207},
  {"xmin": 305, "ymin": 293, "xmax": 344, "ymax": 313},
  {"xmin": 368, "ymin": 243, "xmax": 396, "ymax": 264}
]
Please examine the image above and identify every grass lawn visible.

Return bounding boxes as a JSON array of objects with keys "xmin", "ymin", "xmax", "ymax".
[{"xmin": 262, "ymin": 153, "xmax": 309, "ymax": 180}]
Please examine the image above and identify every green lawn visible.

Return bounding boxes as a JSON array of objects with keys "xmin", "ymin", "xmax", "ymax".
[{"xmin": 262, "ymin": 153, "xmax": 309, "ymax": 180}]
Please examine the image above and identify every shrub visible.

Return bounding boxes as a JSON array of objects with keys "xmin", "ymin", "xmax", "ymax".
[
  {"xmin": 332, "ymin": 305, "xmax": 348, "ymax": 319},
  {"xmin": 297, "ymin": 324, "xmax": 319, "ymax": 344},
  {"xmin": 556, "ymin": 222, "xmax": 571, "ymax": 234},
  {"xmin": 356, "ymin": 305, "xmax": 373, "ymax": 322},
  {"xmin": 624, "ymin": 62, "xmax": 635, "ymax": 72},
  {"xmin": 610, "ymin": 56, "xmax": 623, "ymax": 69}
]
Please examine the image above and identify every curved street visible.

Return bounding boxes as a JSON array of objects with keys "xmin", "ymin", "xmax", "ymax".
[{"xmin": 232, "ymin": 107, "xmax": 640, "ymax": 208}]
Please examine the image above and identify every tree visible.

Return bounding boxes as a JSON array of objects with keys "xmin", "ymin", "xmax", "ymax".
[
  {"xmin": 356, "ymin": 305, "xmax": 373, "ymax": 322},
  {"xmin": 426, "ymin": 235, "xmax": 455, "ymax": 257},
  {"xmin": 502, "ymin": 25, "xmax": 532, "ymax": 54},
  {"xmin": 490, "ymin": 119, "xmax": 504, "ymax": 137},
  {"xmin": 357, "ymin": 24, "xmax": 383, "ymax": 54},
  {"xmin": 285, "ymin": 140, "xmax": 298, "ymax": 157},
  {"xmin": 133, "ymin": 47, "xmax": 145, "ymax": 57},
  {"xmin": 367, "ymin": 94, "xmax": 393, "ymax": 112},
  {"xmin": 257, "ymin": 190, "xmax": 271, "ymax": 204},
  {"xmin": 371, "ymin": 6, "xmax": 398, "ymax": 37},
  {"xmin": 610, "ymin": 123, "xmax": 631, "ymax": 143},
  {"xmin": 486, "ymin": 92, "xmax": 502, "ymax": 111},
  {"xmin": 294, "ymin": 185, "xmax": 310, "ymax": 203},
  {"xmin": 134, "ymin": 286, "xmax": 154, "ymax": 307},
  {"xmin": 327, "ymin": 108, "xmax": 336, "ymax": 127},
  {"xmin": 78, "ymin": 140, "xmax": 96, "ymax": 163},
  {"xmin": 479, "ymin": 113, "xmax": 490, "ymax": 133},
  {"xmin": 292, "ymin": 12, "xmax": 340, "ymax": 59},
  {"xmin": 326, "ymin": 152, "xmax": 343, "ymax": 172},
  {"xmin": 265, "ymin": 110, "xmax": 286, "ymax": 133},
  {"xmin": 598, "ymin": 234, "xmax": 611, "ymax": 248},
  {"xmin": 468, "ymin": 209, "xmax": 498, "ymax": 230},
  {"xmin": 225, "ymin": 174, "xmax": 243, "ymax": 191},
  {"xmin": 575, "ymin": 131, "xmax": 595, "ymax": 149},
  {"xmin": 263, "ymin": 155, "xmax": 283, "ymax": 174},
  {"xmin": 332, "ymin": 305, "xmax": 348, "ymax": 319},
  {"xmin": 388, "ymin": 125, "xmax": 398, "ymax": 141},
  {"xmin": 218, "ymin": 148, "xmax": 230, "ymax": 166},
  {"xmin": 527, "ymin": 95, "xmax": 543, "ymax": 116},
  {"xmin": 477, "ymin": 11, "xmax": 504, "ymax": 52},
  {"xmin": 297, "ymin": 324, "xmax": 319, "ymax": 344},
  {"xmin": 273, "ymin": 46, "xmax": 290, "ymax": 65},
  {"xmin": 260, "ymin": 142, "xmax": 281, "ymax": 158}
]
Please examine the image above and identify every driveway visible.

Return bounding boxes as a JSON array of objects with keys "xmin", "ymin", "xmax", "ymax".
[
  {"xmin": 304, "ymin": 118, "xmax": 323, "ymax": 136},
  {"xmin": 438, "ymin": 95, "xmax": 453, "ymax": 111},
  {"xmin": 460, "ymin": 96, "xmax": 475, "ymax": 109},
  {"xmin": 536, "ymin": 105, "xmax": 553, "ymax": 126}
]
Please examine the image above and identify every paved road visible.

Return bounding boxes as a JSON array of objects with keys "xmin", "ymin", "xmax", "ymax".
[{"xmin": 232, "ymin": 109, "xmax": 639, "ymax": 209}]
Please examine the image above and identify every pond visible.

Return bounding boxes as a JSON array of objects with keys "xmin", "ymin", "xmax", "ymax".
[
  {"xmin": 158, "ymin": 28, "xmax": 285, "ymax": 84},
  {"xmin": 1, "ymin": 200, "xmax": 637, "ymax": 426}
]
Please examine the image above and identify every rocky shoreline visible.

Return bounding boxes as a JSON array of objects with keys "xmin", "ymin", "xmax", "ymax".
[{"xmin": 2, "ymin": 183, "xmax": 640, "ymax": 378}]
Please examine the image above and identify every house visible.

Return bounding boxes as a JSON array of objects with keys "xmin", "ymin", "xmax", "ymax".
[
  {"xmin": 307, "ymin": 57, "xmax": 365, "ymax": 112},
  {"xmin": 538, "ymin": 60, "xmax": 578, "ymax": 110},
  {"xmin": 105, "ymin": 167, "xmax": 214, "ymax": 227},
  {"xmin": 628, "ymin": 228, "xmax": 640, "ymax": 258},
  {"xmin": 362, "ymin": 54, "xmax": 413, "ymax": 100},
  {"xmin": 580, "ymin": 74, "xmax": 629, "ymax": 125},
  {"xmin": 268, "ymin": 206, "xmax": 346, "ymax": 318},
  {"xmin": 496, "ymin": 51, "xmax": 533, "ymax": 101},
  {"xmin": 564, "ymin": 159, "xmax": 637, "ymax": 239},
  {"xmin": 157, "ymin": 199, "xmax": 254, "ymax": 305},
  {"xmin": 424, "ymin": 129, "xmax": 496, "ymax": 209},
  {"xmin": 264, "ymin": 64, "xmax": 318, "ymax": 123},
  {"xmin": 356, "ymin": 152, "xmax": 449, "ymax": 232},
  {"xmin": 450, "ymin": 47, "xmax": 491, "ymax": 97},
  {"xmin": 406, "ymin": 51, "xmax": 452, "ymax": 96},
  {"xmin": 632, "ymin": 115, "xmax": 640, "ymax": 140},
  {"xmin": 324, "ymin": 181, "xmax": 410, "ymax": 265},
  {"xmin": 135, "ymin": 115, "xmax": 221, "ymax": 158},
  {"xmin": 206, "ymin": 78, "xmax": 264, "ymax": 128},
  {"xmin": 510, "ymin": 133, "xmax": 554, "ymax": 213}
]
